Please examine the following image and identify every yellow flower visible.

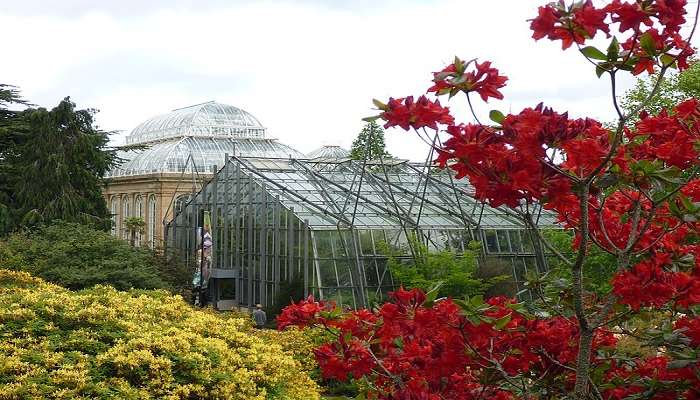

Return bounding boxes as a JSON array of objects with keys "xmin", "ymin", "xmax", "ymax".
[{"xmin": 0, "ymin": 269, "xmax": 320, "ymax": 400}]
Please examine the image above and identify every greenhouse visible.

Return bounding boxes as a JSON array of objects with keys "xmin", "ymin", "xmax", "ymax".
[{"xmin": 165, "ymin": 155, "xmax": 558, "ymax": 310}]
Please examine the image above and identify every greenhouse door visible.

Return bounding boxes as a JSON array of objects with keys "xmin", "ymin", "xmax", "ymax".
[{"xmin": 210, "ymin": 273, "xmax": 238, "ymax": 310}]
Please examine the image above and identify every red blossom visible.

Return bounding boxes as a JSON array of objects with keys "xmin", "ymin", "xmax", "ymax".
[
  {"xmin": 428, "ymin": 59, "xmax": 508, "ymax": 102},
  {"xmin": 656, "ymin": 0, "xmax": 688, "ymax": 34},
  {"xmin": 675, "ymin": 315, "xmax": 700, "ymax": 346},
  {"xmin": 276, "ymin": 295, "xmax": 332, "ymax": 329},
  {"xmin": 674, "ymin": 98, "xmax": 700, "ymax": 119},
  {"xmin": 379, "ymin": 95, "xmax": 454, "ymax": 131},
  {"xmin": 530, "ymin": 1, "xmax": 609, "ymax": 49},
  {"xmin": 279, "ymin": 290, "xmax": 618, "ymax": 399},
  {"xmin": 630, "ymin": 108, "xmax": 700, "ymax": 168},
  {"xmin": 605, "ymin": 0, "xmax": 654, "ymax": 32}
]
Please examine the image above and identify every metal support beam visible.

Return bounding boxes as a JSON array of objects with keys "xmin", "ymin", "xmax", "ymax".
[
  {"xmin": 260, "ymin": 185, "xmax": 268, "ymax": 306},
  {"xmin": 246, "ymin": 174, "xmax": 254, "ymax": 309}
]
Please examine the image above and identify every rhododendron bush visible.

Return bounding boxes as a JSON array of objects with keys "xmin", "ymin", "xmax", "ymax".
[{"xmin": 278, "ymin": 1, "xmax": 700, "ymax": 399}]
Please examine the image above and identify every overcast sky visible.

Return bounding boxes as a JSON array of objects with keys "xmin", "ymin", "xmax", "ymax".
[{"xmin": 1, "ymin": 0, "xmax": 697, "ymax": 160}]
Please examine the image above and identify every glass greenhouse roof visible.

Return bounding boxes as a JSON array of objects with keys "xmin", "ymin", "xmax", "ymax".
[
  {"xmin": 125, "ymin": 101, "xmax": 266, "ymax": 145},
  {"xmin": 223, "ymin": 157, "xmax": 558, "ymax": 230},
  {"xmin": 306, "ymin": 145, "xmax": 351, "ymax": 159},
  {"xmin": 107, "ymin": 137, "xmax": 305, "ymax": 178}
]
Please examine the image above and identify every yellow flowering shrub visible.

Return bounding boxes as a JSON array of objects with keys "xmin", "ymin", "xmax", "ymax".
[
  {"xmin": 0, "ymin": 269, "xmax": 320, "ymax": 399},
  {"xmin": 252, "ymin": 327, "xmax": 322, "ymax": 374}
]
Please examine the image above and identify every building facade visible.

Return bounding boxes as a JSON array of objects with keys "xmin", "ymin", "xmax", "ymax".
[{"xmin": 104, "ymin": 101, "xmax": 304, "ymax": 247}]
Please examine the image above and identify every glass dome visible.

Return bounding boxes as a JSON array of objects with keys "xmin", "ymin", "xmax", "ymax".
[
  {"xmin": 125, "ymin": 101, "xmax": 266, "ymax": 145},
  {"xmin": 108, "ymin": 102, "xmax": 305, "ymax": 178},
  {"xmin": 108, "ymin": 137, "xmax": 305, "ymax": 177},
  {"xmin": 306, "ymin": 145, "xmax": 350, "ymax": 159}
]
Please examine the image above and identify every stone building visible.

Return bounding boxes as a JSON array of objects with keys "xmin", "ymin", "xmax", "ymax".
[{"xmin": 103, "ymin": 101, "xmax": 304, "ymax": 247}]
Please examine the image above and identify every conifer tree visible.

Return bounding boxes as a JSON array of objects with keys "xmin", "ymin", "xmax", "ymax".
[
  {"xmin": 0, "ymin": 88, "xmax": 118, "ymax": 233},
  {"xmin": 350, "ymin": 121, "xmax": 391, "ymax": 161}
]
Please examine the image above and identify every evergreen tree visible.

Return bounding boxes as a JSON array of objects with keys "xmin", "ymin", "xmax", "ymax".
[
  {"xmin": 0, "ymin": 88, "xmax": 118, "ymax": 234},
  {"xmin": 350, "ymin": 121, "xmax": 391, "ymax": 161}
]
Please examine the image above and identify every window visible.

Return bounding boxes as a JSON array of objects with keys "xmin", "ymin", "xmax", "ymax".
[
  {"xmin": 148, "ymin": 195, "xmax": 157, "ymax": 248},
  {"xmin": 110, "ymin": 197, "xmax": 119, "ymax": 236},
  {"xmin": 134, "ymin": 196, "xmax": 144, "ymax": 247},
  {"xmin": 122, "ymin": 196, "xmax": 130, "ymax": 239}
]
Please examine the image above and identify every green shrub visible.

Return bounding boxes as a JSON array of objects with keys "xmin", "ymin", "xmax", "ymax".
[
  {"xmin": 543, "ymin": 229, "xmax": 617, "ymax": 295},
  {"xmin": 386, "ymin": 240, "xmax": 508, "ymax": 299},
  {"xmin": 0, "ymin": 221, "xmax": 188, "ymax": 291}
]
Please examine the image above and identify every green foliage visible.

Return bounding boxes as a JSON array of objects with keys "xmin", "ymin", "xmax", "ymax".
[
  {"xmin": 386, "ymin": 240, "xmax": 507, "ymax": 299},
  {"xmin": 123, "ymin": 216, "xmax": 145, "ymax": 246},
  {"xmin": 0, "ymin": 89, "xmax": 118, "ymax": 234},
  {"xmin": 542, "ymin": 230, "xmax": 618, "ymax": 295},
  {"xmin": 0, "ymin": 221, "xmax": 189, "ymax": 292},
  {"xmin": 350, "ymin": 121, "xmax": 391, "ymax": 161},
  {"xmin": 621, "ymin": 61, "xmax": 700, "ymax": 122},
  {"xmin": 271, "ymin": 276, "xmax": 306, "ymax": 321}
]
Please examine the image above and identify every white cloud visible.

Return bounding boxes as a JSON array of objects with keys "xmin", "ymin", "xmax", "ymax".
[{"xmin": 0, "ymin": 0, "xmax": 696, "ymax": 160}]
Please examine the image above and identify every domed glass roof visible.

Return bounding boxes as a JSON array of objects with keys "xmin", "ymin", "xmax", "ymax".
[
  {"xmin": 108, "ymin": 102, "xmax": 305, "ymax": 178},
  {"xmin": 307, "ymin": 145, "xmax": 350, "ymax": 159},
  {"xmin": 125, "ymin": 101, "xmax": 266, "ymax": 145},
  {"xmin": 108, "ymin": 137, "xmax": 305, "ymax": 178}
]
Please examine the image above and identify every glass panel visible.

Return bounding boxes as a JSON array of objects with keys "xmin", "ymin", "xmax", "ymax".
[
  {"xmin": 497, "ymin": 230, "xmax": 511, "ymax": 253},
  {"xmin": 484, "ymin": 230, "xmax": 499, "ymax": 253}
]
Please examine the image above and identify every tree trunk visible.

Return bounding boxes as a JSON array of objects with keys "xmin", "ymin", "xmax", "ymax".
[{"xmin": 574, "ymin": 328, "xmax": 594, "ymax": 398}]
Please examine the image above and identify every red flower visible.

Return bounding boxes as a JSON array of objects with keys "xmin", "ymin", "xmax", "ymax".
[
  {"xmin": 656, "ymin": 0, "xmax": 688, "ymax": 34},
  {"xmin": 428, "ymin": 58, "xmax": 508, "ymax": 102},
  {"xmin": 605, "ymin": 0, "xmax": 654, "ymax": 32},
  {"xmin": 674, "ymin": 98, "xmax": 700, "ymax": 119},
  {"xmin": 675, "ymin": 316, "xmax": 700, "ymax": 346},
  {"xmin": 530, "ymin": 1, "xmax": 609, "ymax": 49},
  {"xmin": 530, "ymin": 5, "xmax": 560, "ymax": 41},
  {"xmin": 573, "ymin": 1, "xmax": 611, "ymax": 38},
  {"xmin": 276, "ymin": 295, "xmax": 334, "ymax": 329},
  {"xmin": 379, "ymin": 96, "xmax": 454, "ymax": 131}
]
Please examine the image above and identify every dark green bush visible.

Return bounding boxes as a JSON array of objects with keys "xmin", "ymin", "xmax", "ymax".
[{"xmin": 0, "ymin": 221, "xmax": 187, "ymax": 291}]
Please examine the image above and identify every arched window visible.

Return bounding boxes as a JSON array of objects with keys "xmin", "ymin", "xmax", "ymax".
[
  {"xmin": 122, "ymin": 195, "xmax": 130, "ymax": 240},
  {"xmin": 148, "ymin": 195, "xmax": 157, "ymax": 248},
  {"xmin": 134, "ymin": 196, "xmax": 144, "ymax": 247},
  {"xmin": 110, "ymin": 197, "xmax": 119, "ymax": 236}
]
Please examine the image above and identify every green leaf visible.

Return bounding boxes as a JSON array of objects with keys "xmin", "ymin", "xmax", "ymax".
[
  {"xmin": 660, "ymin": 54, "xmax": 677, "ymax": 68},
  {"xmin": 424, "ymin": 281, "xmax": 443, "ymax": 306},
  {"xmin": 362, "ymin": 115, "xmax": 380, "ymax": 122},
  {"xmin": 607, "ymin": 37, "xmax": 619, "ymax": 61},
  {"xmin": 489, "ymin": 110, "xmax": 505, "ymax": 124},
  {"xmin": 595, "ymin": 63, "xmax": 608, "ymax": 78},
  {"xmin": 454, "ymin": 56, "xmax": 464, "ymax": 73},
  {"xmin": 493, "ymin": 313, "xmax": 512, "ymax": 330},
  {"xmin": 639, "ymin": 32, "xmax": 656, "ymax": 56},
  {"xmin": 372, "ymin": 98, "xmax": 387, "ymax": 110},
  {"xmin": 469, "ymin": 294, "xmax": 484, "ymax": 307},
  {"xmin": 581, "ymin": 46, "xmax": 608, "ymax": 61}
]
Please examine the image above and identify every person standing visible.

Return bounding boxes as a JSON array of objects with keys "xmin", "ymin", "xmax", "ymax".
[{"xmin": 252, "ymin": 304, "xmax": 266, "ymax": 329}]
